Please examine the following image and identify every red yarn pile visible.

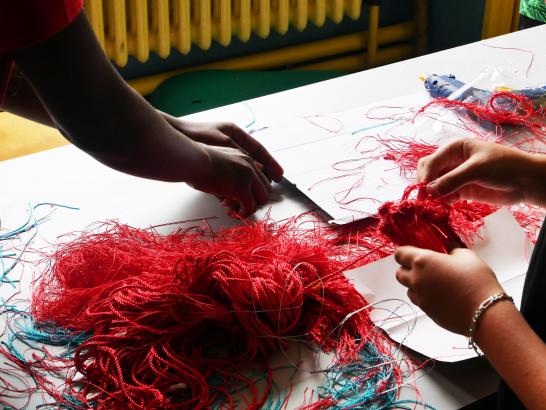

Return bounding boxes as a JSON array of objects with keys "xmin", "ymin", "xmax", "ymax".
[
  {"xmin": 418, "ymin": 91, "xmax": 545, "ymax": 137},
  {"xmin": 32, "ymin": 219, "xmax": 387, "ymax": 409}
]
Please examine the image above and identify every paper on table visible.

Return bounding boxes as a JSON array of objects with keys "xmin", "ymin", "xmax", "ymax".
[
  {"xmin": 344, "ymin": 209, "xmax": 531, "ymax": 362},
  {"xmin": 251, "ymin": 92, "xmax": 478, "ymax": 224}
]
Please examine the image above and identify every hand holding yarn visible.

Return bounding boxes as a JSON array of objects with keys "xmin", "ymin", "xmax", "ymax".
[
  {"xmin": 394, "ymin": 246, "xmax": 503, "ymax": 335},
  {"xmin": 417, "ymin": 139, "xmax": 546, "ymax": 206}
]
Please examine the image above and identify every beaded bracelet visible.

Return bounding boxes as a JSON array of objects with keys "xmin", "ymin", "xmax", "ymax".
[{"xmin": 468, "ymin": 292, "xmax": 514, "ymax": 357}]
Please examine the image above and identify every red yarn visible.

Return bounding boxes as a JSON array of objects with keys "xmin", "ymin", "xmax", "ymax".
[
  {"xmin": 375, "ymin": 135, "xmax": 541, "ymax": 245},
  {"xmin": 376, "ymin": 184, "xmax": 501, "ymax": 252},
  {"xmin": 379, "ymin": 138, "xmax": 438, "ymax": 178},
  {"xmin": 32, "ymin": 218, "xmax": 387, "ymax": 409},
  {"xmin": 418, "ymin": 91, "xmax": 545, "ymax": 137},
  {"xmin": 449, "ymin": 200, "xmax": 498, "ymax": 242},
  {"xmin": 377, "ymin": 185, "xmax": 465, "ymax": 252},
  {"xmin": 510, "ymin": 203, "xmax": 546, "ymax": 243}
]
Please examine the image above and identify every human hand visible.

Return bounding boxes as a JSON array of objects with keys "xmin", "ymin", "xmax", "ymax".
[
  {"xmin": 187, "ymin": 144, "xmax": 273, "ymax": 217},
  {"xmin": 162, "ymin": 115, "xmax": 284, "ymax": 182},
  {"xmin": 417, "ymin": 139, "xmax": 546, "ymax": 206},
  {"xmin": 394, "ymin": 246, "xmax": 503, "ymax": 335}
]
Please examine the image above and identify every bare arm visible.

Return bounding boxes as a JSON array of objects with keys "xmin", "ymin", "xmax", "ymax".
[
  {"xmin": 1, "ymin": 67, "xmax": 55, "ymax": 127},
  {"xmin": 395, "ymin": 246, "xmax": 546, "ymax": 409},
  {"xmin": 475, "ymin": 301, "xmax": 546, "ymax": 410},
  {"xmin": 2, "ymin": 69, "xmax": 283, "ymax": 183},
  {"xmin": 4, "ymin": 12, "xmax": 281, "ymax": 215},
  {"xmin": 10, "ymin": 12, "xmax": 208, "ymax": 181},
  {"xmin": 394, "ymin": 139, "xmax": 546, "ymax": 407}
]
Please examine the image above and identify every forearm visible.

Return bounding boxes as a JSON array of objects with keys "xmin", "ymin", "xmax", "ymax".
[
  {"xmin": 0, "ymin": 67, "xmax": 55, "ymax": 127},
  {"xmin": 524, "ymin": 153, "xmax": 546, "ymax": 208},
  {"xmin": 475, "ymin": 301, "xmax": 546, "ymax": 409},
  {"xmin": 11, "ymin": 12, "xmax": 207, "ymax": 183},
  {"xmin": 85, "ymin": 98, "xmax": 208, "ymax": 182}
]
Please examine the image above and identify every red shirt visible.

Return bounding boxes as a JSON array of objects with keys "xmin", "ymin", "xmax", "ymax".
[{"xmin": 0, "ymin": 0, "xmax": 83, "ymax": 105}]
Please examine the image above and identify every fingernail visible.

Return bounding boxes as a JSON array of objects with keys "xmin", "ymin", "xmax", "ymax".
[
  {"xmin": 426, "ymin": 182, "xmax": 440, "ymax": 197},
  {"xmin": 170, "ymin": 383, "xmax": 187, "ymax": 391}
]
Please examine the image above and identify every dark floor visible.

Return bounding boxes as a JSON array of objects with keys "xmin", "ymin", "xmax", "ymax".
[{"xmin": 461, "ymin": 394, "xmax": 497, "ymax": 410}]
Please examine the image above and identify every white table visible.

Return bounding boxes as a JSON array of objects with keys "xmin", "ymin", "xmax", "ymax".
[{"xmin": 1, "ymin": 25, "xmax": 544, "ymax": 409}]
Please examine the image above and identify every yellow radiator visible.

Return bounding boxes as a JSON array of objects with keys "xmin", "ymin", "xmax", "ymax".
[
  {"xmin": 85, "ymin": 0, "xmax": 365, "ymax": 67},
  {"xmin": 481, "ymin": 0, "xmax": 520, "ymax": 39}
]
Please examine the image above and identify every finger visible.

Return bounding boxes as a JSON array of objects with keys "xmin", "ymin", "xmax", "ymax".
[
  {"xmin": 195, "ymin": 129, "xmax": 239, "ymax": 149},
  {"xmin": 254, "ymin": 164, "xmax": 273, "ymax": 194},
  {"xmin": 222, "ymin": 197, "xmax": 238, "ymax": 209},
  {"xmin": 457, "ymin": 184, "xmax": 519, "ymax": 205},
  {"xmin": 427, "ymin": 158, "xmax": 480, "ymax": 198},
  {"xmin": 251, "ymin": 174, "xmax": 270, "ymax": 206},
  {"xmin": 394, "ymin": 246, "xmax": 420, "ymax": 268},
  {"xmin": 254, "ymin": 161, "xmax": 272, "ymax": 180},
  {"xmin": 223, "ymin": 123, "xmax": 284, "ymax": 182},
  {"xmin": 395, "ymin": 267, "xmax": 413, "ymax": 288},
  {"xmin": 237, "ymin": 190, "xmax": 256, "ymax": 217},
  {"xmin": 449, "ymin": 247, "xmax": 472, "ymax": 257},
  {"xmin": 210, "ymin": 130, "xmax": 238, "ymax": 149},
  {"xmin": 407, "ymin": 288, "xmax": 420, "ymax": 306},
  {"xmin": 418, "ymin": 139, "xmax": 473, "ymax": 184}
]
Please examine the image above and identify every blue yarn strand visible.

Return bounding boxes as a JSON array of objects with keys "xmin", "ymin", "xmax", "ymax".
[{"xmin": 0, "ymin": 202, "xmax": 79, "ymax": 286}]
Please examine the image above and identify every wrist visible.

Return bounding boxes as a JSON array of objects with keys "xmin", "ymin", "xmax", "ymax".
[
  {"xmin": 468, "ymin": 291, "xmax": 514, "ymax": 355},
  {"xmin": 523, "ymin": 153, "xmax": 546, "ymax": 207},
  {"xmin": 158, "ymin": 110, "xmax": 176, "ymax": 126},
  {"xmin": 184, "ymin": 142, "xmax": 214, "ymax": 187},
  {"xmin": 472, "ymin": 294, "xmax": 517, "ymax": 347},
  {"xmin": 159, "ymin": 110, "xmax": 188, "ymax": 130}
]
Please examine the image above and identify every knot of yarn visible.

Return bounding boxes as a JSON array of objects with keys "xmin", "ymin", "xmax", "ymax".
[{"xmin": 378, "ymin": 185, "xmax": 463, "ymax": 252}]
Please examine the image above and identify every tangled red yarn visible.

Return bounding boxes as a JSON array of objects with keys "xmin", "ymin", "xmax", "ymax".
[
  {"xmin": 418, "ymin": 91, "xmax": 545, "ymax": 137},
  {"xmin": 32, "ymin": 219, "xmax": 386, "ymax": 409},
  {"xmin": 381, "ymin": 140, "xmax": 438, "ymax": 178},
  {"xmin": 377, "ymin": 185, "xmax": 498, "ymax": 252}
]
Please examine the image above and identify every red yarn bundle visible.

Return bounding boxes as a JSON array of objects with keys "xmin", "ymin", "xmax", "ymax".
[
  {"xmin": 377, "ymin": 185, "xmax": 497, "ymax": 253},
  {"xmin": 32, "ymin": 219, "xmax": 386, "ymax": 409},
  {"xmin": 378, "ymin": 185, "xmax": 463, "ymax": 252}
]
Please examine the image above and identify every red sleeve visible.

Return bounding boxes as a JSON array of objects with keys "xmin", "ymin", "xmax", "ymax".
[
  {"xmin": 0, "ymin": 56, "xmax": 14, "ymax": 107},
  {"xmin": 0, "ymin": 0, "xmax": 84, "ymax": 53},
  {"xmin": 0, "ymin": 0, "xmax": 83, "ymax": 106}
]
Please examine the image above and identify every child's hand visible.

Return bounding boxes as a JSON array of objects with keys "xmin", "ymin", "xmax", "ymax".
[
  {"xmin": 394, "ymin": 246, "xmax": 503, "ymax": 335},
  {"xmin": 163, "ymin": 116, "xmax": 284, "ymax": 183},
  {"xmin": 417, "ymin": 139, "xmax": 546, "ymax": 206},
  {"xmin": 188, "ymin": 144, "xmax": 272, "ymax": 217}
]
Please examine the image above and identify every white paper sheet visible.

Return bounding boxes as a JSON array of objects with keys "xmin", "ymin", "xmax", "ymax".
[
  {"xmin": 250, "ymin": 92, "xmax": 480, "ymax": 223},
  {"xmin": 344, "ymin": 209, "xmax": 532, "ymax": 362}
]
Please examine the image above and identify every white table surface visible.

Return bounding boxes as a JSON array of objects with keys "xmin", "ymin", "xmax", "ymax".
[{"xmin": 1, "ymin": 25, "xmax": 545, "ymax": 409}]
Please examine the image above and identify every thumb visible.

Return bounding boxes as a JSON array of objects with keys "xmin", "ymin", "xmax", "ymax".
[{"xmin": 427, "ymin": 159, "xmax": 479, "ymax": 197}]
